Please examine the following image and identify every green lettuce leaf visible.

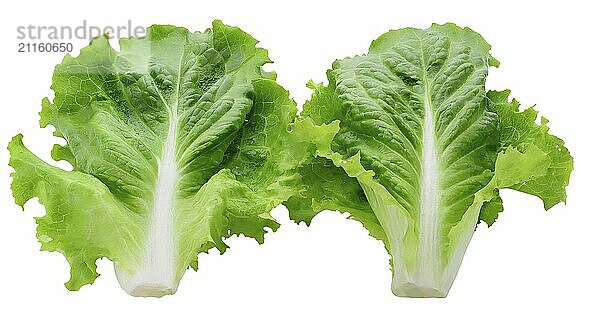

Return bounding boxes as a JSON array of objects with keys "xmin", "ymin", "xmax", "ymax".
[
  {"xmin": 9, "ymin": 21, "xmax": 304, "ymax": 297},
  {"xmin": 288, "ymin": 24, "xmax": 573, "ymax": 297}
]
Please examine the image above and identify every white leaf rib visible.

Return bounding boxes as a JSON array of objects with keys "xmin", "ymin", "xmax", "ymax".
[{"xmin": 114, "ymin": 50, "xmax": 185, "ymax": 297}]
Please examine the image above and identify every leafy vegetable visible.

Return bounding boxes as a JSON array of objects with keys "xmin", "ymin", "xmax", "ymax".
[
  {"xmin": 9, "ymin": 21, "xmax": 573, "ymax": 299},
  {"xmin": 287, "ymin": 24, "xmax": 573, "ymax": 297},
  {"xmin": 8, "ymin": 21, "xmax": 309, "ymax": 297}
]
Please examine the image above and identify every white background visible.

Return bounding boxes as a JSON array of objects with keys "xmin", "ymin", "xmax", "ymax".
[{"xmin": 0, "ymin": 0, "xmax": 598, "ymax": 318}]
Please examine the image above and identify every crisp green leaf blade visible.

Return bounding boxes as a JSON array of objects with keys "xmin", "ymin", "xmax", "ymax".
[
  {"xmin": 8, "ymin": 134, "xmax": 145, "ymax": 290},
  {"xmin": 293, "ymin": 24, "xmax": 573, "ymax": 298},
  {"xmin": 10, "ymin": 21, "xmax": 293, "ymax": 297},
  {"xmin": 284, "ymin": 147, "xmax": 389, "ymax": 250},
  {"xmin": 490, "ymin": 90, "xmax": 573, "ymax": 209},
  {"xmin": 479, "ymin": 190, "xmax": 503, "ymax": 226}
]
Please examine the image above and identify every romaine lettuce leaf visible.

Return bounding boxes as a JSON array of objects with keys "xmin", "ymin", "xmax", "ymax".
[
  {"xmin": 9, "ymin": 21, "xmax": 307, "ymax": 297},
  {"xmin": 287, "ymin": 24, "xmax": 573, "ymax": 297}
]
